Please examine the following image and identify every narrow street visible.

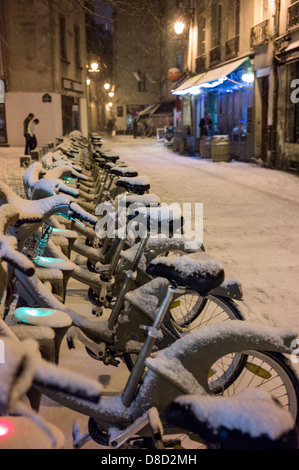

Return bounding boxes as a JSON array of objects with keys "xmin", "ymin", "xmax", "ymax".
[
  {"xmin": 105, "ymin": 136, "xmax": 299, "ymax": 330},
  {"xmin": 0, "ymin": 138, "xmax": 299, "ymax": 449}
]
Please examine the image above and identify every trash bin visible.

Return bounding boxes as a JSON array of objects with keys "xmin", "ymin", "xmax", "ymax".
[
  {"xmin": 211, "ymin": 135, "xmax": 231, "ymax": 162},
  {"xmin": 199, "ymin": 136, "xmax": 212, "ymax": 158}
]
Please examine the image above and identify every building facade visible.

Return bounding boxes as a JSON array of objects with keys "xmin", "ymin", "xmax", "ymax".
[
  {"xmin": 172, "ymin": 0, "xmax": 299, "ymax": 170},
  {"xmin": 112, "ymin": 0, "xmax": 187, "ymax": 134},
  {"xmin": 275, "ymin": 0, "xmax": 299, "ymax": 170},
  {"xmin": 0, "ymin": 0, "xmax": 88, "ymax": 148}
]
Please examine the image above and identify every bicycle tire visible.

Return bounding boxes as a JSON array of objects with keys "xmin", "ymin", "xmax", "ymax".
[
  {"xmin": 209, "ymin": 350, "xmax": 299, "ymax": 426},
  {"xmin": 124, "ymin": 296, "xmax": 245, "ymax": 377},
  {"xmin": 148, "ymin": 352, "xmax": 299, "ymax": 449},
  {"xmin": 169, "ymin": 293, "xmax": 244, "ymax": 332}
]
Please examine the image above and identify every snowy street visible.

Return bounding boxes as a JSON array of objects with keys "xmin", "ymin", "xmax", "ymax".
[
  {"xmin": 0, "ymin": 137, "xmax": 299, "ymax": 449},
  {"xmin": 106, "ymin": 136, "xmax": 299, "ymax": 330}
]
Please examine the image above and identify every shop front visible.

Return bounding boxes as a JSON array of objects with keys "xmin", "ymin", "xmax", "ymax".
[
  {"xmin": 172, "ymin": 57, "xmax": 254, "ymax": 161},
  {"xmin": 276, "ymin": 40, "xmax": 299, "ymax": 171}
]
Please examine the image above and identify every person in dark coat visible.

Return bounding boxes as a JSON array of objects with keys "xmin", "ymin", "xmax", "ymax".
[
  {"xmin": 23, "ymin": 113, "xmax": 34, "ymax": 155},
  {"xmin": 28, "ymin": 118, "xmax": 39, "ymax": 151},
  {"xmin": 133, "ymin": 118, "xmax": 138, "ymax": 139},
  {"xmin": 199, "ymin": 113, "xmax": 213, "ymax": 137}
]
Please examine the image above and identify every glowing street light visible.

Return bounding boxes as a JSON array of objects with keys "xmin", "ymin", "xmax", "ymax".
[
  {"xmin": 242, "ymin": 72, "xmax": 254, "ymax": 83},
  {"xmin": 174, "ymin": 21, "xmax": 185, "ymax": 35},
  {"xmin": 89, "ymin": 61, "xmax": 99, "ymax": 72},
  {"xmin": 104, "ymin": 83, "xmax": 111, "ymax": 90},
  {"xmin": 86, "ymin": 78, "xmax": 91, "ymax": 85},
  {"xmin": 108, "ymin": 102, "xmax": 113, "ymax": 107},
  {"xmin": 108, "ymin": 91, "xmax": 114, "ymax": 97}
]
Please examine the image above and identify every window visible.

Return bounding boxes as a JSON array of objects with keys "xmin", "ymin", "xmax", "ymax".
[
  {"xmin": 211, "ymin": 2, "xmax": 222, "ymax": 47},
  {"xmin": 198, "ymin": 16, "xmax": 206, "ymax": 56},
  {"xmin": 262, "ymin": 0, "xmax": 269, "ymax": 20},
  {"xmin": 74, "ymin": 25, "xmax": 81, "ymax": 67},
  {"xmin": 217, "ymin": 4, "xmax": 222, "ymax": 45},
  {"xmin": 117, "ymin": 106, "xmax": 123, "ymax": 117},
  {"xmin": 60, "ymin": 16, "xmax": 67, "ymax": 61},
  {"xmin": 235, "ymin": 0, "xmax": 240, "ymax": 36},
  {"xmin": 137, "ymin": 71, "xmax": 147, "ymax": 92}
]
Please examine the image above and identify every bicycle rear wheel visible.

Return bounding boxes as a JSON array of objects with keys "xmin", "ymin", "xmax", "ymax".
[
  {"xmin": 151, "ymin": 351, "xmax": 299, "ymax": 449},
  {"xmin": 209, "ymin": 350, "xmax": 299, "ymax": 426},
  {"xmin": 169, "ymin": 293, "xmax": 244, "ymax": 332}
]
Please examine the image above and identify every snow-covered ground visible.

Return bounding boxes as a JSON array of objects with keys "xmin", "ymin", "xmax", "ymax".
[
  {"xmin": 107, "ymin": 136, "xmax": 299, "ymax": 330},
  {"xmin": 0, "ymin": 137, "xmax": 299, "ymax": 449}
]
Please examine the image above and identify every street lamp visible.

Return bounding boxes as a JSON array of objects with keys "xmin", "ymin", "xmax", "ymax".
[
  {"xmin": 89, "ymin": 61, "xmax": 100, "ymax": 72},
  {"xmin": 108, "ymin": 91, "xmax": 114, "ymax": 97},
  {"xmin": 104, "ymin": 83, "xmax": 111, "ymax": 90},
  {"xmin": 108, "ymin": 102, "xmax": 113, "ymax": 108},
  {"xmin": 174, "ymin": 21, "xmax": 185, "ymax": 35},
  {"xmin": 86, "ymin": 78, "xmax": 91, "ymax": 85}
]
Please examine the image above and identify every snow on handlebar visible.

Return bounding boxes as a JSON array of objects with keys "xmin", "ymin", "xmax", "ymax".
[
  {"xmin": 0, "ymin": 182, "xmax": 97, "ymax": 226},
  {"xmin": 0, "ymin": 235, "xmax": 35, "ymax": 276}
]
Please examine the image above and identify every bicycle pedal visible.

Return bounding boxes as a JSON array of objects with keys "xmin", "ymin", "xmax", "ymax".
[{"xmin": 92, "ymin": 306, "xmax": 103, "ymax": 317}]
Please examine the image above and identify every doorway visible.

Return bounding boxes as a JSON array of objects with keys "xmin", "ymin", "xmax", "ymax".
[{"xmin": 261, "ymin": 76, "xmax": 269, "ymax": 162}]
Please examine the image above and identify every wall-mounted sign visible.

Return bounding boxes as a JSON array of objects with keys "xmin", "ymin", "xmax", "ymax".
[
  {"xmin": 62, "ymin": 78, "xmax": 83, "ymax": 93},
  {"xmin": 168, "ymin": 68, "xmax": 181, "ymax": 81},
  {"xmin": 42, "ymin": 93, "xmax": 52, "ymax": 103}
]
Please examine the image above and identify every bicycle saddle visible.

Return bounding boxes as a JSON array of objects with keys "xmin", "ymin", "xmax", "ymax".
[
  {"xmin": 165, "ymin": 389, "xmax": 298, "ymax": 449},
  {"xmin": 102, "ymin": 154, "xmax": 119, "ymax": 163},
  {"xmin": 109, "ymin": 166, "xmax": 138, "ymax": 178},
  {"xmin": 146, "ymin": 253, "xmax": 224, "ymax": 295},
  {"xmin": 125, "ymin": 193, "xmax": 161, "ymax": 208},
  {"xmin": 116, "ymin": 176, "xmax": 150, "ymax": 195}
]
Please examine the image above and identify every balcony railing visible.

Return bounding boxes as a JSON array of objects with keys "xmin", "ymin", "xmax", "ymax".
[
  {"xmin": 288, "ymin": 0, "xmax": 299, "ymax": 30},
  {"xmin": 226, "ymin": 36, "xmax": 239, "ymax": 60},
  {"xmin": 209, "ymin": 45, "xmax": 221, "ymax": 67},
  {"xmin": 250, "ymin": 19, "xmax": 269, "ymax": 48},
  {"xmin": 195, "ymin": 54, "xmax": 206, "ymax": 74}
]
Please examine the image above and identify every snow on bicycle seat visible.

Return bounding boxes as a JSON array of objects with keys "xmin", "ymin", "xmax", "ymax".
[
  {"xmin": 116, "ymin": 176, "xmax": 150, "ymax": 194},
  {"xmin": 14, "ymin": 307, "xmax": 72, "ymax": 329},
  {"xmin": 102, "ymin": 154, "xmax": 119, "ymax": 163},
  {"xmin": 124, "ymin": 193, "xmax": 161, "ymax": 207},
  {"xmin": 127, "ymin": 205, "xmax": 184, "ymax": 237},
  {"xmin": 146, "ymin": 253, "xmax": 224, "ymax": 294},
  {"xmin": 109, "ymin": 166, "xmax": 138, "ymax": 178},
  {"xmin": 165, "ymin": 389, "xmax": 298, "ymax": 449}
]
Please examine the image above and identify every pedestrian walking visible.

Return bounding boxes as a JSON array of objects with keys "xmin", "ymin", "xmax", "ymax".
[
  {"xmin": 133, "ymin": 118, "xmax": 138, "ymax": 139},
  {"xmin": 23, "ymin": 113, "xmax": 34, "ymax": 155},
  {"xmin": 28, "ymin": 118, "xmax": 39, "ymax": 151},
  {"xmin": 199, "ymin": 113, "xmax": 213, "ymax": 137},
  {"xmin": 106, "ymin": 119, "xmax": 114, "ymax": 137}
]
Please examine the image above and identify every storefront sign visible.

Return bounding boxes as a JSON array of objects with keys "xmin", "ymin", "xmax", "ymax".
[{"xmin": 62, "ymin": 78, "xmax": 83, "ymax": 93}]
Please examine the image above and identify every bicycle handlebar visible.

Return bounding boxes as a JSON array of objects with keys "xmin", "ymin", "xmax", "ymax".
[
  {"xmin": 0, "ymin": 235, "xmax": 35, "ymax": 276},
  {"xmin": 0, "ymin": 204, "xmax": 41, "ymax": 276},
  {"xmin": 0, "ymin": 181, "xmax": 97, "ymax": 226}
]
